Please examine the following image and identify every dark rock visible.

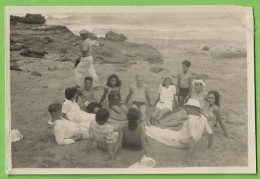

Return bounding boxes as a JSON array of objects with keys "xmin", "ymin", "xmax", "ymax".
[
  {"xmin": 34, "ymin": 25, "xmax": 69, "ymax": 32},
  {"xmin": 150, "ymin": 66, "xmax": 164, "ymax": 73},
  {"xmin": 42, "ymin": 36, "xmax": 54, "ymax": 44},
  {"xmin": 105, "ymin": 31, "xmax": 127, "ymax": 42},
  {"xmin": 20, "ymin": 48, "xmax": 45, "ymax": 58},
  {"xmin": 10, "ymin": 14, "xmax": 46, "ymax": 24},
  {"xmin": 31, "ymin": 71, "xmax": 42, "ymax": 77},
  {"xmin": 202, "ymin": 46, "xmax": 210, "ymax": 51},
  {"xmin": 10, "ymin": 43, "xmax": 26, "ymax": 51},
  {"xmin": 10, "ymin": 63, "xmax": 23, "ymax": 71}
]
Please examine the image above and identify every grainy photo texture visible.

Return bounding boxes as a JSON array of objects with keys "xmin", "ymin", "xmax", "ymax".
[{"xmin": 5, "ymin": 6, "xmax": 255, "ymax": 174}]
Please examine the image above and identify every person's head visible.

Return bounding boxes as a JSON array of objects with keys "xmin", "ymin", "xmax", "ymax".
[
  {"xmin": 184, "ymin": 99, "xmax": 201, "ymax": 115},
  {"xmin": 84, "ymin": 76, "xmax": 93, "ymax": 90},
  {"xmin": 48, "ymin": 103, "xmax": 62, "ymax": 120},
  {"xmin": 65, "ymin": 87, "xmax": 78, "ymax": 101},
  {"xmin": 79, "ymin": 30, "xmax": 89, "ymax": 40},
  {"xmin": 127, "ymin": 108, "xmax": 141, "ymax": 130},
  {"xmin": 135, "ymin": 74, "xmax": 143, "ymax": 87},
  {"xmin": 106, "ymin": 74, "xmax": 122, "ymax": 87},
  {"xmin": 192, "ymin": 79, "xmax": 205, "ymax": 93},
  {"xmin": 95, "ymin": 108, "xmax": 110, "ymax": 125},
  {"xmin": 182, "ymin": 60, "xmax": 191, "ymax": 73},
  {"xmin": 162, "ymin": 76, "xmax": 173, "ymax": 87},
  {"xmin": 207, "ymin": 90, "xmax": 220, "ymax": 107}
]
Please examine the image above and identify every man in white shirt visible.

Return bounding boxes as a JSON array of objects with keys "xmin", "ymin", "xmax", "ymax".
[{"xmin": 48, "ymin": 103, "xmax": 90, "ymax": 145}]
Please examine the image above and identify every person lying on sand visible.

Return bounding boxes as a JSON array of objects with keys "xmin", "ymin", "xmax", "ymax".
[
  {"xmin": 117, "ymin": 108, "xmax": 150, "ymax": 157},
  {"xmin": 74, "ymin": 29, "xmax": 103, "ymax": 88},
  {"xmin": 176, "ymin": 60, "xmax": 192, "ymax": 107},
  {"xmin": 145, "ymin": 99, "xmax": 213, "ymax": 157},
  {"xmin": 125, "ymin": 75, "xmax": 152, "ymax": 125},
  {"xmin": 48, "ymin": 103, "xmax": 90, "ymax": 145},
  {"xmin": 62, "ymin": 87, "xmax": 95, "ymax": 123},
  {"xmin": 151, "ymin": 76, "xmax": 177, "ymax": 123},
  {"xmin": 156, "ymin": 79, "xmax": 206, "ymax": 129},
  {"xmin": 100, "ymin": 74, "xmax": 128, "ymax": 118},
  {"xmin": 77, "ymin": 76, "xmax": 103, "ymax": 114},
  {"xmin": 86, "ymin": 108, "xmax": 122, "ymax": 161},
  {"xmin": 202, "ymin": 90, "xmax": 229, "ymax": 138}
]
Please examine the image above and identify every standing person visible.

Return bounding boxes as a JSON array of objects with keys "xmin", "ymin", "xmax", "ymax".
[
  {"xmin": 176, "ymin": 60, "xmax": 192, "ymax": 106},
  {"xmin": 151, "ymin": 76, "xmax": 176, "ymax": 122},
  {"xmin": 100, "ymin": 74, "xmax": 128, "ymax": 118},
  {"xmin": 74, "ymin": 29, "xmax": 102, "ymax": 88},
  {"xmin": 125, "ymin": 75, "xmax": 152, "ymax": 125}
]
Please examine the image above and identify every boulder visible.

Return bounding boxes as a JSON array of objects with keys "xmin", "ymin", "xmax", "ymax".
[
  {"xmin": 31, "ymin": 71, "xmax": 42, "ymax": 77},
  {"xmin": 20, "ymin": 48, "xmax": 45, "ymax": 58},
  {"xmin": 10, "ymin": 43, "xmax": 25, "ymax": 51},
  {"xmin": 105, "ymin": 31, "xmax": 127, "ymax": 42},
  {"xmin": 150, "ymin": 66, "xmax": 164, "ymax": 73},
  {"xmin": 10, "ymin": 14, "xmax": 46, "ymax": 24}
]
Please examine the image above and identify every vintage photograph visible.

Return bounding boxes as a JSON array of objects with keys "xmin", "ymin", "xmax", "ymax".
[{"xmin": 6, "ymin": 6, "xmax": 255, "ymax": 174}]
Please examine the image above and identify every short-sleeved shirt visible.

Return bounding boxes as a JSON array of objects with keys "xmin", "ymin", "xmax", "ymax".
[
  {"xmin": 159, "ymin": 84, "xmax": 176, "ymax": 102},
  {"xmin": 89, "ymin": 121, "xmax": 117, "ymax": 144},
  {"xmin": 62, "ymin": 100, "xmax": 81, "ymax": 121},
  {"xmin": 178, "ymin": 114, "xmax": 212, "ymax": 144},
  {"xmin": 80, "ymin": 39, "xmax": 99, "ymax": 57}
]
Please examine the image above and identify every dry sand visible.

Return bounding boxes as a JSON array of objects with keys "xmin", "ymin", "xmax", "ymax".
[{"xmin": 10, "ymin": 29, "xmax": 248, "ymax": 168}]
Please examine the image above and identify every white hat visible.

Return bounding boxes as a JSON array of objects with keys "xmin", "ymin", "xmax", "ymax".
[
  {"xmin": 192, "ymin": 79, "xmax": 205, "ymax": 87},
  {"xmin": 184, "ymin": 98, "xmax": 202, "ymax": 109}
]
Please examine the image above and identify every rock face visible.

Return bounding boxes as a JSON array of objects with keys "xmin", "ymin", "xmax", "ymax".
[
  {"xmin": 10, "ymin": 13, "xmax": 46, "ymax": 24},
  {"xmin": 105, "ymin": 31, "xmax": 127, "ymax": 42},
  {"xmin": 10, "ymin": 14, "xmax": 163, "ymax": 67}
]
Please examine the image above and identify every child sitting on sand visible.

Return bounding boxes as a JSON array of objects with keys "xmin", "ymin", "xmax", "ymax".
[
  {"xmin": 151, "ymin": 76, "xmax": 176, "ymax": 123},
  {"xmin": 146, "ymin": 99, "xmax": 213, "ymax": 157},
  {"xmin": 48, "ymin": 103, "xmax": 90, "ymax": 145},
  {"xmin": 125, "ymin": 75, "xmax": 152, "ymax": 125},
  {"xmin": 176, "ymin": 60, "xmax": 192, "ymax": 106},
  {"xmin": 100, "ymin": 74, "xmax": 128, "ymax": 118},
  {"xmin": 203, "ymin": 90, "xmax": 229, "ymax": 138},
  {"xmin": 119, "ymin": 108, "xmax": 150, "ymax": 157},
  {"xmin": 62, "ymin": 87, "xmax": 95, "ymax": 123},
  {"xmin": 86, "ymin": 108, "xmax": 122, "ymax": 161}
]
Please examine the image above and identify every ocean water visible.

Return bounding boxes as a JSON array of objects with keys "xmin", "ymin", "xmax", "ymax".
[{"xmin": 44, "ymin": 12, "xmax": 246, "ymax": 41}]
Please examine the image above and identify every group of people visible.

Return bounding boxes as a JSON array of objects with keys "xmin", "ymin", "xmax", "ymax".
[{"xmin": 47, "ymin": 29, "xmax": 229, "ymax": 163}]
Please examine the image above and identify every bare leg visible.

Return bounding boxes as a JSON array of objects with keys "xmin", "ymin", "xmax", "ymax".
[
  {"xmin": 139, "ymin": 105, "xmax": 147, "ymax": 120},
  {"xmin": 158, "ymin": 108, "xmax": 171, "ymax": 120},
  {"xmin": 120, "ymin": 104, "xmax": 128, "ymax": 114},
  {"xmin": 112, "ymin": 105, "xmax": 127, "ymax": 119},
  {"xmin": 162, "ymin": 109, "xmax": 187, "ymax": 122},
  {"xmin": 178, "ymin": 96, "xmax": 184, "ymax": 107},
  {"xmin": 152, "ymin": 107, "xmax": 161, "ymax": 119},
  {"xmin": 109, "ymin": 110, "xmax": 126, "ymax": 121},
  {"xmin": 131, "ymin": 104, "xmax": 138, "ymax": 109},
  {"xmin": 114, "ymin": 131, "xmax": 123, "ymax": 157}
]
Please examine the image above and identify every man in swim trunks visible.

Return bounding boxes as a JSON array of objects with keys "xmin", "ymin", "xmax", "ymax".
[
  {"xmin": 77, "ymin": 76, "xmax": 102, "ymax": 114},
  {"xmin": 125, "ymin": 75, "xmax": 151, "ymax": 125}
]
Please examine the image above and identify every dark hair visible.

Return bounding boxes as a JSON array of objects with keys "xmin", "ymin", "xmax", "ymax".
[
  {"xmin": 127, "ymin": 108, "xmax": 141, "ymax": 130},
  {"xmin": 96, "ymin": 108, "xmax": 110, "ymax": 125},
  {"xmin": 65, "ymin": 87, "xmax": 77, "ymax": 100},
  {"xmin": 84, "ymin": 76, "xmax": 93, "ymax": 83},
  {"xmin": 162, "ymin": 77, "xmax": 173, "ymax": 87},
  {"xmin": 182, "ymin": 60, "xmax": 191, "ymax": 67},
  {"xmin": 48, "ymin": 103, "xmax": 62, "ymax": 113},
  {"xmin": 106, "ymin": 74, "xmax": 122, "ymax": 87},
  {"xmin": 207, "ymin": 90, "xmax": 221, "ymax": 107}
]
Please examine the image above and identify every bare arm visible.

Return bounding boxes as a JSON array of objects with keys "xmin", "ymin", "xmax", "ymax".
[
  {"xmin": 62, "ymin": 113, "xmax": 70, "ymax": 121},
  {"xmin": 184, "ymin": 75, "xmax": 193, "ymax": 102},
  {"xmin": 145, "ymin": 86, "xmax": 151, "ymax": 106},
  {"xmin": 86, "ymin": 138, "xmax": 94, "ymax": 154},
  {"xmin": 188, "ymin": 138, "xmax": 197, "ymax": 156},
  {"xmin": 208, "ymin": 133, "xmax": 213, "ymax": 148},
  {"xmin": 140, "ymin": 127, "xmax": 150, "ymax": 157},
  {"xmin": 125, "ymin": 87, "xmax": 133, "ymax": 104},
  {"xmin": 107, "ymin": 143, "xmax": 115, "ymax": 160},
  {"xmin": 99, "ymin": 87, "xmax": 108, "ymax": 104},
  {"xmin": 176, "ymin": 74, "xmax": 180, "ymax": 96},
  {"xmin": 214, "ymin": 108, "xmax": 229, "ymax": 138},
  {"xmin": 154, "ymin": 95, "xmax": 160, "ymax": 106}
]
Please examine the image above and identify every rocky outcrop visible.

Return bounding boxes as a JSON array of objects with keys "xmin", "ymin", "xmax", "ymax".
[
  {"xmin": 10, "ymin": 13, "xmax": 46, "ymax": 24},
  {"xmin": 105, "ymin": 31, "xmax": 127, "ymax": 42}
]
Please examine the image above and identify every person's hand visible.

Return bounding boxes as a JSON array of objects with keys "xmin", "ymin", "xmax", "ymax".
[
  {"xmin": 64, "ymin": 139, "xmax": 75, "ymax": 145},
  {"xmin": 184, "ymin": 97, "xmax": 189, "ymax": 103}
]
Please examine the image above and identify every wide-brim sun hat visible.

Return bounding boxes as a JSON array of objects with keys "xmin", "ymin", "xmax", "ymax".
[
  {"xmin": 192, "ymin": 79, "xmax": 205, "ymax": 87},
  {"xmin": 184, "ymin": 98, "xmax": 202, "ymax": 110}
]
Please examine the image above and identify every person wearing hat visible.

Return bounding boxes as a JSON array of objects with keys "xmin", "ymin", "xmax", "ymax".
[
  {"xmin": 189, "ymin": 79, "xmax": 207, "ymax": 109},
  {"xmin": 74, "ymin": 29, "xmax": 103, "ymax": 88},
  {"xmin": 146, "ymin": 98, "xmax": 213, "ymax": 156}
]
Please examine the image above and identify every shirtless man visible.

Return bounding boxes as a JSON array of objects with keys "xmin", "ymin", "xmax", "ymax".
[
  {"xmin": 77, "ymin": 76, "xmax": 103, "ymax": 114},
  {"xmin": 125, "ymin": 75, "xmax": 151, "ymax": 125}
]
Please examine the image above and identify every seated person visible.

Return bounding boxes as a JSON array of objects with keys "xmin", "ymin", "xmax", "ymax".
[
  {"xmin": 125, "ymin": 75, "xmax": 151, "ymax": 125},
  {"xmin": 48, "ymin": 103, "xmax": 90, "ymax": 145},
  {"xmin": 77, "ymin": 76, "xmax": 103, "ymax": 114},
  {"xmin": 151, "ymin": 76, "xmax": 176, "ymax": 123},
  {"xmin": 86, "ymin": 108, "xmax": 122, "ymax": 161},
  {"xmin": 146, "ymin": 99, "xmax": 213, "ymax": 157},
  {"xmin": 119, "ymin": 108, "xmax": 150, "ymax": 157},
  {"xmin": 62, "ymin": 87, "xmax": 95, "ymax": 123}
]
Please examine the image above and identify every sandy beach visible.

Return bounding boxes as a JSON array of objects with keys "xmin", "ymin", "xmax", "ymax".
[{"xmin": 10, "ymin": 13, "xmax": 248, "ymax": 168}]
